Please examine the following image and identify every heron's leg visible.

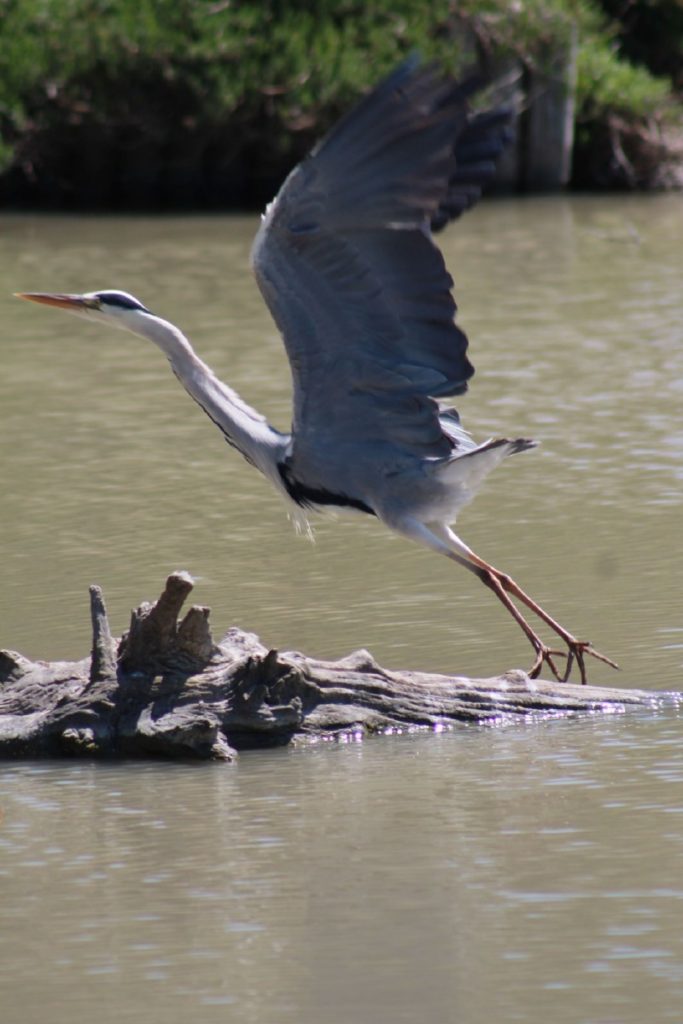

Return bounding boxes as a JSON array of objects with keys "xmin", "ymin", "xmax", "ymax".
[
  {"xmin": 457, "ymin": 557, "xmax": 567, "ymax": 681},
  {"xmin": 430, "ymin": 524, "xmax": 618, "ymax": 684},
  {"xmin": 392, "ymin": 519, "xmax": 572, "ymax": 683}
]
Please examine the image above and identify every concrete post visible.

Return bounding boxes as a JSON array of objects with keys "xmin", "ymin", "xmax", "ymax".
[{"xmin": 524, "ymin": 25, "xmax": 578, "ymax": 189}]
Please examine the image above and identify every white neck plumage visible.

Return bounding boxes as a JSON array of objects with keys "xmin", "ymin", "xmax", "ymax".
[{"xmin": 133, "ymin": 312, "xmax": 288, "ymax": 480}]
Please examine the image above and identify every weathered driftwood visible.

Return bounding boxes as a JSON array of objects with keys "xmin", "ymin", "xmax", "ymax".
[{"xmin": 0, "ymin": 572, "xmax": 656, "ymax": 761}]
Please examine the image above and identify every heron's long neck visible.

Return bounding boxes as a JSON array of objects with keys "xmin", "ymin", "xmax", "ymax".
[{"xmin": 138, "ymin": 315, "xmax": 286, "ymax": 478}]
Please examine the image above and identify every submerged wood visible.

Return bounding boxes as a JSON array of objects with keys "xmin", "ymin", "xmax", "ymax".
[{"xmin": 0, "ymin": 572, "xmax": 654, "ymax": 761}]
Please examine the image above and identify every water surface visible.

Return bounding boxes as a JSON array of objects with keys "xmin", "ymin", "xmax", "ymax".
[
  {"xmin": 2, "ymin": 712, "xmax": 683, "ymax": 1024},
  {"xmin": 1, "ymin": 197, "xmax": 682, "ymax": 1022}
]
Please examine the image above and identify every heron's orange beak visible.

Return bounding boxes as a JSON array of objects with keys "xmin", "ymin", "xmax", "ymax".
[{"xmin": 14, "ymin": 292, "xmax": 96, "ymax": 311}]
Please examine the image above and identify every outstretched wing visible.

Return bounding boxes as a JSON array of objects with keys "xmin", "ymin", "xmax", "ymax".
[{"xmin": 251, "ymin": 56, "xmax": 511, "ymax": 489}]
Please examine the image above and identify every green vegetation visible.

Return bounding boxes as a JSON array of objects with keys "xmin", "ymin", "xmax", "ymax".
[
  {"xmin": 0, "ymin": 0, "xmax": 679, "ymax": 204},
  {"xmin": 576, "ymin": 35, "xmax": 671, "ymax": 119},
  {"xmin": 457, "ymin": 0, "xmax": 673, "ymax": 115},
  {"xmin": 0, "ymin": 0, "xmax": 470, "ymax": 180},
  {"xmin": 596, "ymin": 0, "xmax": 683, "ymax": 88}
]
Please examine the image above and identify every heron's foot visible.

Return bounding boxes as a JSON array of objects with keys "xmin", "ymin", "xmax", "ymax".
[
  {"xmin": 467, "ymin": 556, "xmax": 619, "ymax": 685},
  {"xmin": 527, "ymin": 643, "xmax": 568, "ymax": 682},
  {"xmin": 560, "ymin": 638, "xmax": 619, "ymax": 685},
  {"xmin": 527, "ymin": 636, "xmax": 619, "ymax": 685}
]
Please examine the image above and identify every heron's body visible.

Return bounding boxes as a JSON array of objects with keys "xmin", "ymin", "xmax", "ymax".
[
  {"xmin": 137, "ymin": 292, "xmax": 530, "ymax": 528},
  {"xmin": 17, "ymin": 57, "xmax": 617, "ymax": 683}
]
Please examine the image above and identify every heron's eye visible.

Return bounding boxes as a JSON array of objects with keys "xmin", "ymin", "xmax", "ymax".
[{"xmin": 84, "ymin": 297, "xmax": 102, "ymax": 310}]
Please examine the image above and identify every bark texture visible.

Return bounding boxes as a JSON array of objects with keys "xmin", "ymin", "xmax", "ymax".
[{"xmin": 0, "ymin": 572, "xmax": 654, "ymax": 761}]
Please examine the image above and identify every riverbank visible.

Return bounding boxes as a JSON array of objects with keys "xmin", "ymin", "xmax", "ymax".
[{"xmin": 0, "ymin": 1, "xmax": 680, "ymax": 207}]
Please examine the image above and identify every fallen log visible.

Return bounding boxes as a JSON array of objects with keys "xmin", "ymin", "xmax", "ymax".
[{"xmin": 0, "ymin": 572, "xmax": 657, "ymax": 761}]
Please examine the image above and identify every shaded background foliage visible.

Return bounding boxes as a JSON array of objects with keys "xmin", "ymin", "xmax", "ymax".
[{"xmin": 0, "ymin": 0, "xmax": 680, "ymax": 208}]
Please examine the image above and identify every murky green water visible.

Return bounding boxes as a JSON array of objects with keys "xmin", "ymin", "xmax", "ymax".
[{"xmin": 1, "ymin": 196, "xmax": 682, "ymax": 1022}]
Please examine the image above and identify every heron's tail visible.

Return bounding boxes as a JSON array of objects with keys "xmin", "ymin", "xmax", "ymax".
[
  {"xmin": 478, "ymin": 437, "xmax": 538, "ymax": 457},
  {"xmin": 438, "ymin": 436, "xmax": 538, "ymax": 495},
  {"xmin": 455, "ymin": 436, "xmax": 538, "ymax": 461}
]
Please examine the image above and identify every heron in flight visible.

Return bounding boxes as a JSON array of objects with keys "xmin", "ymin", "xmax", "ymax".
[{"xmin": 16, "ymin": 57, "xmax": 616, "ymax": 684}]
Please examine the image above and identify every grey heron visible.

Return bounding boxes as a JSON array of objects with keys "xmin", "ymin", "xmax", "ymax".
[{"xmin": 16, "ymin": 57, "xmax": 617, "ymax": 684}]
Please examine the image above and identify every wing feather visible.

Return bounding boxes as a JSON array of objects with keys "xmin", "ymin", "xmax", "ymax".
[{"xmin": 251, "ymin": 57, "xmax": 511, "ymax": 494}]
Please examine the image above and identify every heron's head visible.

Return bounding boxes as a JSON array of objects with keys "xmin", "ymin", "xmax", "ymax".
[{"xmin": 15, "ymin": 289, "xmax": 153, "ymax": 335}]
